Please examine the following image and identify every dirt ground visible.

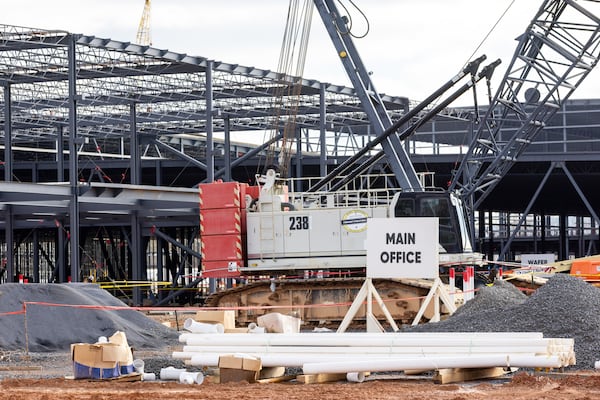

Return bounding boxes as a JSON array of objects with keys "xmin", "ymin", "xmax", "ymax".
[
  {"xmin": 1, "ymin": 348, "xmax": 599, "ymax": 399},
  {"xmin": 2, "ymin": 367, "xmax": 600, "ymax": 399}
]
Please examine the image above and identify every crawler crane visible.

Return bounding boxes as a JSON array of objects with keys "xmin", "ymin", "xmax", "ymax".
[{"xmin": 201, "ymin": 0, "xmax": 600, "ymax": 327}]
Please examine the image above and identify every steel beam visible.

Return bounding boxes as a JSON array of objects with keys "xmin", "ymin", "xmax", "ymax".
[
  {"xmin": 3, "ymin": 84, "xmax": 12, "ymax": 182},
  {"xmin": 205, "ymin": 60, "xmax": 214, "ymax": 182},
  {"xmin": 68, "ymin": 34, "xmax": 80, "ymax": 282}
]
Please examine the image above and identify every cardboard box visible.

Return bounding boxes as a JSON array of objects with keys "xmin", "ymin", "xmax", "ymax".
[
  {"xmin": 195, "ymin": 310, "xmax": 236, "ymax": 329},
  {"xmin": 218, "ymin": 354, "xmax": 262, "ymax": 383},
  {"xmin": 71, "ymin": 331, "xmax": 134, "ymax": 379}
]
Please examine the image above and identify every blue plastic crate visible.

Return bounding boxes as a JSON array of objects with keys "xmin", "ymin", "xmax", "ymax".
[
  {"xmin": 73, "ymin": 361, "xmax": 120, "ymax": 379},
  {"xmin": 120, "ymin": 363, "xmax": 134, "ymax": 375}
]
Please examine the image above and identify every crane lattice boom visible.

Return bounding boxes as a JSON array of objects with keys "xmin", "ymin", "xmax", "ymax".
[{"xmin": 136, "ymin": 0, "xmax": 152, "ymax": 46}]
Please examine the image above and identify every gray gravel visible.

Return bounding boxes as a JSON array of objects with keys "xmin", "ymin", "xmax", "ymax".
[
  {"xmin": 404, "ymin": 274, "xmax": 600, "ymax": 370},
  {"xmin": 2, "ymin": 275, "xmax": 598, "ymax": 377}
]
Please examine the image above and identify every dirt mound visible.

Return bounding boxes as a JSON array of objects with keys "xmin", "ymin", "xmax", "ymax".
[{"xmin": 0, "ymin": 283, "xmax": 178, "ymax": 352}]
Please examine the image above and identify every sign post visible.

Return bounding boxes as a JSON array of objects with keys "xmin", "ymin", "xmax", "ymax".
[{"xmin": 337, "ymin": 217, "xmax": 456, "ymax": 332}]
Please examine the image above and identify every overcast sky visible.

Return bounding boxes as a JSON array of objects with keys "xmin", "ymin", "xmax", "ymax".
[{"xmin": 3, "ymin": 1, "xmax": 600, "ymax": 106}]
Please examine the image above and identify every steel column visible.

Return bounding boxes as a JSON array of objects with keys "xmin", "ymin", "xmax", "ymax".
[
  {"xmin": 57, "ymin": 126, "xmax": 64, "ymax": 182},
  {"xmin": 319, "ymin": 83, "xmax": 327, "ymax": 177},
  {"xmin": 224, "ymin": 116, "xmax": 231, "ymax": 182},
  {"xmin": 205, "ymin": 60, "xmax": 214, "ymax": 182},
  {"xmin": 68, "ymin": 34, "xmax": 80, "ymax": 282},
  {"xmin": 5, "ymin": 205, "xmax": 14, "ymax": 282},
  {"xmin": 130, "ymin": 103, "xmax": 141, "ymax": 185},
  {"xmin": 33, "ymin": 230, "xmax": 39, "ymax": 282},
  {"xmin": 3, "ymin": 85, "xmax": 12, "ymax": 182},
  {"xmin": 56, "ymin": 219, "xmax": 66, "ymax": 282},
  {"xmin": 156, "ymin": 236, "xmax": 165, "ymax": 301},
  {"xmin": 131, "ymin": 209, "xmax": 142, "ymax": 305}
]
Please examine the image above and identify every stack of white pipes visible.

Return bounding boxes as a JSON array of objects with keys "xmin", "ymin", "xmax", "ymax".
[{"xmin": 173, "ymin": 331, "xmax": 575, "ymax": 375}]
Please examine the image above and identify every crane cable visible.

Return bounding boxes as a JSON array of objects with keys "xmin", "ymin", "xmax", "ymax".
[
  {"xmin": 333, "ymin": 0, "xmax": 370, "ymax": 39},
  {"xmin": 463, "ymin": 0, "xmax": 516, "ymax": 68},
  {"xmin": 463, "ymin": 0, "xmax": 516, "ymax": 118},
  {"xmin": 263, "ymin": 0, "xmax": 313, "ymax": 177}
]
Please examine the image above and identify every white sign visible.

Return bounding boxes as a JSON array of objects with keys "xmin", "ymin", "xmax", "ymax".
[
  {"xmin": 366, "ymin": 217, "xmax": 439, "ymax": 279},
  {"xmin": 520, "ymin": 253, "xmax": 555, "ymax": 267}
]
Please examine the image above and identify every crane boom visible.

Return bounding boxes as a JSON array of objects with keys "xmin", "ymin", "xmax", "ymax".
[
  {"xmin": 328, "ymin": 59, "xmax": 501, "ymax": 194},
  {"xmin": 450, "ymin": 0, "xmax": 600, "ymax": 215},
  {"xmin": 307, "ymin": 55, "xmax": 488, "ymax": 193},
  {"xmin": 312, "ymin": 0, "xmax": 422, "ymax": 192}
]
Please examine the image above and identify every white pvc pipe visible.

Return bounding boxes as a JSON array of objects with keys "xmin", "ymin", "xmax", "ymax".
[
  {"xmin": 249, "ymin": 326, "xmax": 266, "ymax": 334},
  {"xmin": 159, "ymin": 367, "xmax": 187, "ymax": 380},
  {"xmin": 133, "ymin": 359, "xmax": 145, "ymax": 374},
  {"xmin": 302, "ymin": 354, "xmax": 564, "ymax": 375},
  {"xmin": 247, "ymin": 323, "xmax": 266, "ymax": 334},
  {"xmin": 346, "ymin": 372, "xmax": 366, "ymax": 383},
  {"xmin": 179, "ymin": 332, "xmax": 544, "ymax": 345},
  {"xmin": 174, "ymin": 344, "xmax": 550, "ymax": 358},
  {"xmin": 179, "ymin": 371, "xmax": 204, "ymax": 385},
  {"xmin": 142, "ymin": 373, "xmax": 156, "ymax": 381},
  {"xmin": 183, "ymin": 333, "xmax": 548, "ymax": 348},
  {"xmin": 186, "ymin": 352, "xmax": 542, "ymax": 369},
  {"xmin": 179, "ymin": 333, "xmax": 192, "ymax": 343},
  {"xmin": 183, "ymin": 318, "xmax": 225, "ymax": 334}
]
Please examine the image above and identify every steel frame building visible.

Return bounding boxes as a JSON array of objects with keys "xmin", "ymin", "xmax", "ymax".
[{"xmin": 1, "ymin": 24, "xmax": 599, "ymax": 304}]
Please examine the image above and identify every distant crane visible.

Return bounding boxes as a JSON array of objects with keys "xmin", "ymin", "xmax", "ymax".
[{"xmin": 136, "ymin": 0, "xmax": 152, "ymax": 46}]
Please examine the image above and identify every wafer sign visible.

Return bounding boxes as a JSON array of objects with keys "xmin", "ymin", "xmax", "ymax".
[{"xmin": 366, "ymin": 217, "xmax": 439, "ymax": 279}]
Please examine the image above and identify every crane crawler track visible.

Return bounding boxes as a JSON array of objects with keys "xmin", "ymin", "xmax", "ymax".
[{"xmin": 204, "ymin": 277, "xmax": 456, "ymax": 329}]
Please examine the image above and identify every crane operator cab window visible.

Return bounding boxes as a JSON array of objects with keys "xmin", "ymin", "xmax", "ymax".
[{"xmin": 393, "ymin": 193, "xmax": 461, "ymax": 253}]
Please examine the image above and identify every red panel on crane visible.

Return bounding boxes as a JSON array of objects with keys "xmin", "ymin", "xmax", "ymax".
[
  {"xmin": 201, "ymin": 234, "xmax": 243, "ymax": 261},
  {"xmin": 202, "ymin": 260, "xmax": 241, "ymax": 278},
  {"xmin": 200, "ymin": 208, "xmax": 242, "ymax": 235},
  {"xmin": 199, "ymin": 181, "xmax": 254, "ymax": 278},
  {"xmin": 199, "ymin": 181, "xmax": 248, "ymax": 210}
]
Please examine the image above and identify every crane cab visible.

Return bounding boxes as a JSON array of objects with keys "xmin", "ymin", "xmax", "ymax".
[{"xmin": 391, "ymin": 191, "xmax": 473, "ymax": 255}]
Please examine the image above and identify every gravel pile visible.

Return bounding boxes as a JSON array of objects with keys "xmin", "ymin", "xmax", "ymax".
[
  {"xmin": 0, "ymin": 283, "xmax": 179, "ymax": 352},
  {"xmin": 405, "ymin": 274, "xmax": 600, "ymax": 369}
]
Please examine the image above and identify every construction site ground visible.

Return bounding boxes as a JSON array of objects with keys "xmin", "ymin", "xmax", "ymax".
[
  {"xmin": 3, "ymin": 276, "xmax": 600, "ymax": 398},
  {"xmin": 1, "ymin": 353, "xmax": 600, "ymax": 400}
]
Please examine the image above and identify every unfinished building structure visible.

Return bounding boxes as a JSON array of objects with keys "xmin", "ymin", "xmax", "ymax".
[{"xmin": 1, "ymin": 18, "xmax": 599, "ymax": 305}]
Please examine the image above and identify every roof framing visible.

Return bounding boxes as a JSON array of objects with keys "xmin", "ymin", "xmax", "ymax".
[{"xmin": 0, "ymin": 24, "xmax": 414, "ymax": 152}]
